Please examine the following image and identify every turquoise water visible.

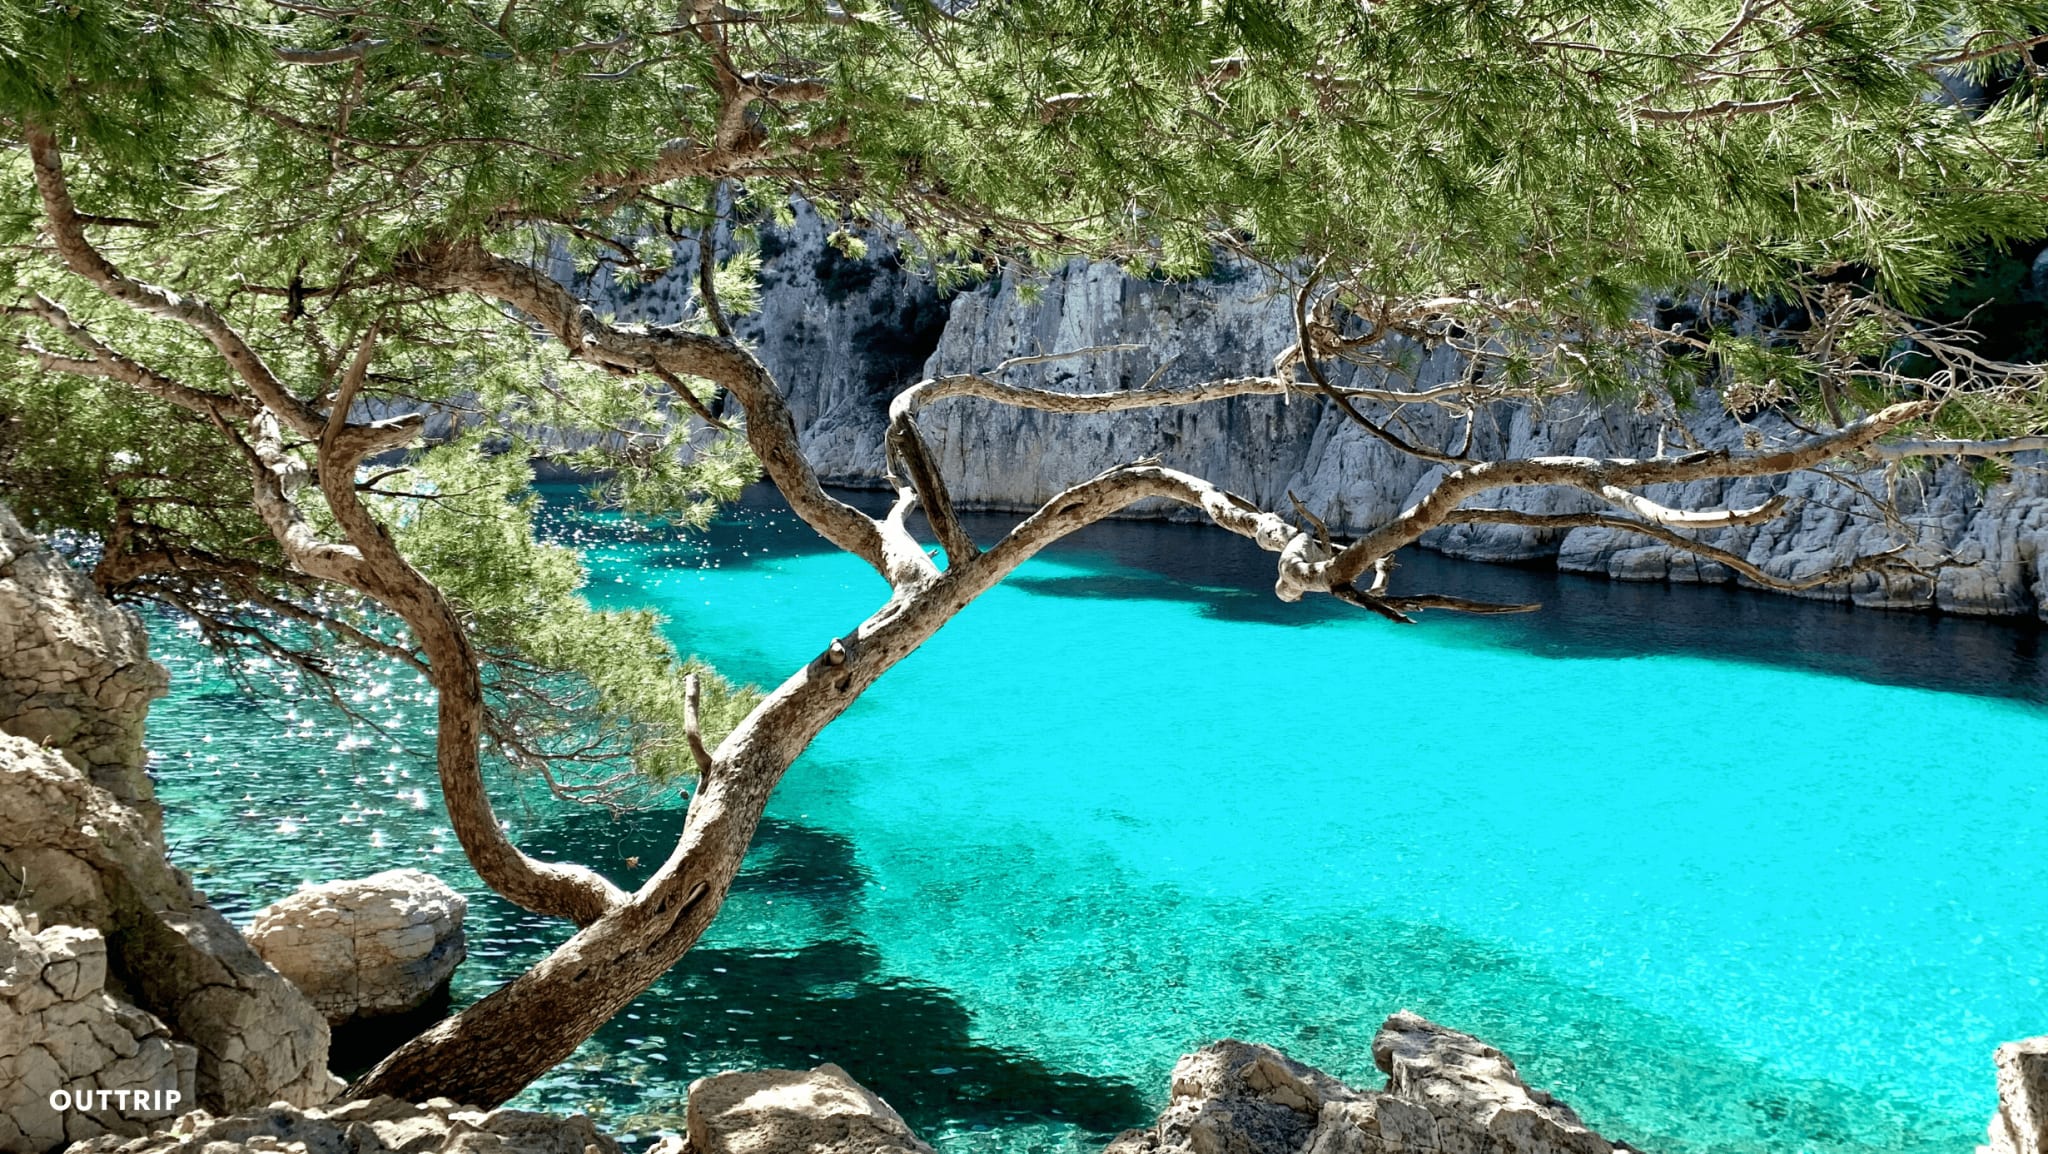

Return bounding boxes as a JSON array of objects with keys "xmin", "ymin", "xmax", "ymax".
[{"xmin": 145, "ymin": 485, "xmax": 2048, "ymax": 1154}]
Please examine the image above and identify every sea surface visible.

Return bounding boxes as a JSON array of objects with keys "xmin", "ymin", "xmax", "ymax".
[{"xmin": 145, "ymin": 484, "xmax": 2048, "ymax": 1154}]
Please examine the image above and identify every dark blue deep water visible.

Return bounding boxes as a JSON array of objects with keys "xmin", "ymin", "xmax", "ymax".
[{"xmin": 146, "ymin": 485, "xmax": 2048, "ymax": 1153}]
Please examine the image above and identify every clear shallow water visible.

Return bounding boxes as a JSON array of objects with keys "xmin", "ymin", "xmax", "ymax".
[{"xmin": 146, "ymin": 484, "xmax": 2048, "ymax": 1154}]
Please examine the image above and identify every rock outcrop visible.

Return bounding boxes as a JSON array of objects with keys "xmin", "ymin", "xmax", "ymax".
[
  {"xmin": 246, "ymin": 870, "xmax": 467, "ymax": 1026},
  {"xmin": 0, "ymin": 504, "xmax": 167, "ymax": 812},
  {"xmin": 0, "ymin": 907, "xmax": 194, "ymax": 1153},
  {"xmin": 65, "ymin": 1096, "xmax": 620, "ymax": 1154},
  {"xmin": 0, "ymin": 693, "xmax": 339, "ymax": 1128},
  {"xmin": 1985, "ymin": 1036, "xmax": 2048, "ymax": 1154},
  {"xmin": 1108, "ymin": 1012, "xmax": 1628, "ymax": 1154},
  {"xmin": 0, "ymin": 504, "xmax": 340, "ymax": 1150},
  {"xmin": 672, "ymin": 1063, "xmax": 935, "ymax": 1154},
  {"xmin": 25, "ymin": 1013, "xmax": 1627, "ymax": 1154}
]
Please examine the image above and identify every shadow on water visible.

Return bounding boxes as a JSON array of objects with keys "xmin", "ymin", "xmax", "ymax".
[
  {"xmin": 1008, "ymin": 571, "xmax": 1356, "ymax": 627},
  {"xmin": 502, "ymin": 805, "xmax": 1149, "ymax": 1139},
  {"xmin": 528, "ymin": 808, "xmax": 870, "ymax": 914},
  {"xmin": 608, "ymin": 938, "xmax": 1150, "ymax": 1137}
]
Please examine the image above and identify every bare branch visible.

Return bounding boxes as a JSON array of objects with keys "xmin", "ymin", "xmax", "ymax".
[
  {"xmin": 1872, "ymin": 434, "xmax": 2048, "ymax": 459},
  {"xmin": 683, "ymin": 672, "xmax": 713, "ymax": 776},
  {"xmin": 1585, "ymin": 487, "xmax": 1790, "ymax": 527},
  {"xmin": 696, "ymin": 181, "xmax": 733, "ymax": 340},
  {"xmin": 14, "ymin": 296, "xmax": 256, "ymax": 422},
  {"xmin": 399, "ymin": 238, "xmax": 906, "ymax": 583},
  {"xmin": 277, "ymin": 37, "xmax": 390, "ymax": 64},
  {"xmin": 884, "ymin": 412, "xmax": 977, "ymax": 566},
  {"xmin": 1322, "ymin": 400, "xmax": 1935, "ymax": 587},
  {"xmin": 25, "ymin": 126, "xmax": 327, "ymax": 439},
  {"xmin": 1924, "ymin": 30, "xmax": 2048, "ymax": 68}
]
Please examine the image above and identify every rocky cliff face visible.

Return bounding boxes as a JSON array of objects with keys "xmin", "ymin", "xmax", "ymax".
[
  {"xmin": 700, "ymin": 221, "xmax": 2048, "ymax": 620},
  {"xmin": 0, "ymin": 505, "xmax": 340, "ymax": 1153},
  {"xmin": 0, "ymin": 510, "xmax": 167, "ymax": 814}
]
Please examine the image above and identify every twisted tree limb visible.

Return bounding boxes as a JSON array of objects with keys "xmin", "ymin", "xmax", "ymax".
[{"xmin": 24, "ymin": 129, "xmax": 623, "ymax": 927}]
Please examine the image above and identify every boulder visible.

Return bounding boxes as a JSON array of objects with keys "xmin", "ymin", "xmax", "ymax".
[
  {"xmin": 0, "ymin": 907, "xmax": 195, "ymax": 1154},
  {"xmin": 246, "ymin": 870, "xmax": 467, "ymax": 1026},
  {"xmin": 1984, "ymin": 1036, "xmax": 2048, "ymax": 1154},
  {"xmin": 1108, "ymin": 1012, "xmax": 1629, "ymax": 1154},
  {"xmin": 63, "ymin": 1096, "xmax": 620, "ymax": 1154},
  {"xmin": 677, "ymin": 1064, "xmax": 934, "ymax": 1154}
]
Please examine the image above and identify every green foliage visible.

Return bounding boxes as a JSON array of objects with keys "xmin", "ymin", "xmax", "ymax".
[
  {"xmin": 710, "ymin": 251, "xmax": 763, "ymax": 323},
  {"xmin": 8, "ymin": 0, "xmax": 2048, "ymax": 790},
  {"xmin": 575, "ymin": 429, "xmax": 758, "ymax": 527},
  {"xmin": 1969, "ymin": 455, "xmax": 2014, "ymax": 490},
  {"xmin": 0, "ymin": 344, "xmax": 281, "ymax": 571},
  {"xmin": 389, "ymin": 440, "xmax": 758, "ymax": 777}
]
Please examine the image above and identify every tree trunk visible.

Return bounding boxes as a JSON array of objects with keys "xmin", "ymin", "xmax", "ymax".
[
  {"xmin": 349, "ymin": 531, "xmax": 1085, "ymax": 1104},
  {"xmin": 349, "ymin": 581, "xmax": 948, "ymax": 1104}
]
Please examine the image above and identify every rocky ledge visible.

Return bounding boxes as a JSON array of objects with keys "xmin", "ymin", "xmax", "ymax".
[
  {"xmin": 47, "ymin": 1014, "xmax": 2048, "ymax": 1154},
  {"xmin": 1102, "ymin": 1012, "xmax": 1628, "ymax": 1154},
  {"xmin": 65, "ymin": 1097, "xmax": 619, "ymax": 1154},
  {"xmin": 665, "ymin": 1012, "xmax": 1627, "ymax": 1154},
  {"xmin": 2, "ymin": 503, "xmax": 340, "ymax": 1154}
]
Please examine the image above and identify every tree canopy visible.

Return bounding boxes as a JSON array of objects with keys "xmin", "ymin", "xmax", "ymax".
[{"xmin": 6, "ymin": 0, "xmax": 2048, "ymax": 1106}]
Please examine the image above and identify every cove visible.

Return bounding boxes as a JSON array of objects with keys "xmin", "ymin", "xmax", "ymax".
[{"xmin": 144, "ymin": 484, "xmax": 2048, "ymax": 1154}]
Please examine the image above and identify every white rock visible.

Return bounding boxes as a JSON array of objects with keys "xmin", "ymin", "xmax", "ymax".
[
  {"xmin": 1109, "ymin": 1012, "xmax": 1630, "ymax": 1154},
  {"xmin": 246, "ymin": 870, "xmax": 466, "ymax": 1025},
  {"xmin": 2, "ymin": 508, "xmax": 340, "ymax": 1136},
  {"xmin": 681, "ymin": 1063, "xmax": 934, "ymax": 1154},
  {"xmin": 0, "ymin": 906, "xmax": 195, "ymax": 1154},
  {"xmin": 0, "ymin": 504, "xmax": 167, "ymax": 809},
  {"xmin": 1985, "ymin": 1036, "xmax": 2048, "ymax": 1154},
  {"xmin": 63, "ymin": 1096, "xmax": 620, "ymax": 1154}
]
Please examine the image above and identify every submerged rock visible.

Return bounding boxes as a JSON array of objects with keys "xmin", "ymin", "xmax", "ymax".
[
  {"xmin": 1108, "ymin": 1012, "xmax": 1628, "ymax": 1154},
  {"xmin": 246, "ymin": 869, "xmax": 467, "ymax": 1026},
  {"xmin": 63, "ymin": 1096, "xmax": 620, "ymax": 1154},
  {"xmin": 1984, "ymin": 1036, "xmax": 2048, "ymax": 1154},
  {"xmin": 674, "ymin": 1063, "xmax": 935, "ymax": 1154},
  {"xmin": 0, "ymin": 907, "xmax": 195, "ymax": 1153}
]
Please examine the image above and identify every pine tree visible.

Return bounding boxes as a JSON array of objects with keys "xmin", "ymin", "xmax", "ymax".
[{"xmin": 5, "ymin": 0, "xmax": 2048, "ymax": 1102}]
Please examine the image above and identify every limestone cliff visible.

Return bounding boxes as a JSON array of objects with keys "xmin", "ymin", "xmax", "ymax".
[{"xmin": 694, "ymin": 221, "xmax": 2048, "ymax": 620}]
